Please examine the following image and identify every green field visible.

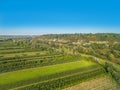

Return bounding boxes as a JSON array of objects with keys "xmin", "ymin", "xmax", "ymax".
[
  {"xmin": 0, "ymin": 60, "xmax": 95, "ymax": 86},
  {"xmin": 1, "ymin": 51, "xmax": 48, "ymax": 58}
]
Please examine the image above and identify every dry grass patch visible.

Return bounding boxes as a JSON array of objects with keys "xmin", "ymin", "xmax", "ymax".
[{"xmin": 64, "ymin": 75, "xmax": 120, "ymax": 90}]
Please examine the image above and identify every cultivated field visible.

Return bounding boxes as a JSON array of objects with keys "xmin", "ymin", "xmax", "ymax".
[
  {"xmin": 0, "ymin": 34, "xmax": 120, "ymax": 90},
  {"xmin": 0, "ymin": 60, "xmax": 103, "ymax": 90}
]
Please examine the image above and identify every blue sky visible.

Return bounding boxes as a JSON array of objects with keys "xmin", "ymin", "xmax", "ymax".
[{"xmin": 0, "ymin": 0, "xmax": 120, "ymax": 35}]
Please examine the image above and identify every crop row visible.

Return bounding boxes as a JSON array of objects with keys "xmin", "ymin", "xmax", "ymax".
[
  {"xmin": 0, "ymin": 48, "xmax": 51, "ymax": 54},
  {"xmin": 0, "ymin": 53, "xmax": 63, "ymax": 62},
  {"xmin": 105, "ymin": 62, "xmax": 120, "ymax": 85},
  {"xmin": 13, "ymin": 67, "xmax": 105, "ymax": 90},
  {"xmin": 0, "ymin": 52, "xmax": 58, "ymax": 60},
  {"xmin": 0, "ymin": 54, "xmax": 81, "ymax": 73},
  {"xmin": 0, "ymin": 64, "xmax": 104, "ymax": 90}
]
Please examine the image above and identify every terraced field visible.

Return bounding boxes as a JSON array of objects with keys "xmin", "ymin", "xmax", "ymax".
[
  {"xmin": 1, "ymin": 36, "xmax": 120, "ymax": 90},
  {"xmin": 0, "ymin": 60, "xmax": 104, "ymax": 90}
]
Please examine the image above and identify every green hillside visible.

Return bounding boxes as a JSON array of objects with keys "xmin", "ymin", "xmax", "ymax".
[{"xmin": 0, "ymin": 34, "xmax": 120, "ymax": 90}]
